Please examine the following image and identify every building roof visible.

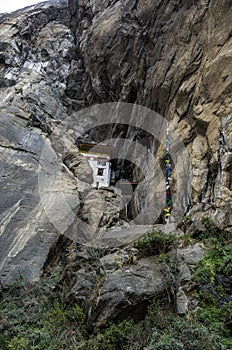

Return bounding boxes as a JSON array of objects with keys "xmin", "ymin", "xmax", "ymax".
[{"xmin": 79, "ymin": 143, "xmax": 115, "ymax": 158}]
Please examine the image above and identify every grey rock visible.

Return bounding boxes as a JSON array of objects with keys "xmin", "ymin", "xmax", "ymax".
[
  {"xmin": 100, "ymin": 247, "xmax": 139, "ymax": 271},
  {"xmin": 0, "ymin": 111, "xmax": 80, "ymax": 284},
  {"xmin": 178, "ymin": 263, "xmax": 191, "ymax": 284},
  {"xmin": 63, "ymin": 146, "xmax": 94, "ymax": 184},
  {"xmin": 0, "ymin": 2, "xmax": 76, "ymax": 285},
  {"xmin": 176, "ymin": 287, "xmax": 188, "ymax": 315},
  {"xmin": 101, "ymin": 224, "xmax": 153, "ymax": 248},
  {"xmin": 152, "ymin": 223, "xmax": 184, "ymax": 237},
  {"xmin": 176, "ymin": 243, "xmax": 206, "ymax": 266},
  {"xmin": 87, "ymin": 257, "xmax": 171, "ymax": 328},
  {"xmin": 77, "ymin": 187, "xmax": 122, "ymax": 245},
  {"xmin": 69, "ymin": 268, "xmax": 97, "ymax": 304}
]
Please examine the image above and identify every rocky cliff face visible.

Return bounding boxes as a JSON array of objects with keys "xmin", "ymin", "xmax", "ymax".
[
  {"xmin": 67, "ymin": 0, "xmax": 232, "ymax": 228},
  {"xmin": 0, "ymin": 1, "xmax": 73, "ymax": 283},
  {"xmin": 0, "ymin": 1, "xmax": 231, "ymax": 345},
  {"xmin": 0, "ymin": 0, "xmax": 231, "ymax": 285},
  {"xmin": 0, "ymin": 0, "xmax": 123, "ymax": 284}
]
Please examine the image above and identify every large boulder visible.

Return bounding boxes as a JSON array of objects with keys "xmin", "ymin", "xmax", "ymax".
[{"xmin": 87, "ymin": 257, "xmax": 172, "ymax": 328}]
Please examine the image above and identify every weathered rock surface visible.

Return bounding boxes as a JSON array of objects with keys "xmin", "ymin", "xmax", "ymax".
[
  {"xmin": 175, "ymin": 243, "xmax": 206, "ymax": 266},
  {"xmin": 64, "ymin": 228, "xmax": 206, "ymax": 324},
  {"xmin": 86, "ymin": 257, "xmax": 172, "ymax": 328},
  {"xmin": 176, "ymin": 287, "xmax": 189, "ymax": 315},
  {"xmin": 68, "ymin": 0, "xmax": 232, "ymax": 227},
  {"xmin": 174, "ymin": 243, "xmax": 207, "ymax": 314},
  {"xmin": 100, "ymin": 247, "xmax": 139, "ymax": 271},
  {"xmin": 0, "ymin": 2, "xmax": 77, "ymax": 284},
  {"xmin": 69, "ymin": 268, "xmax": 98, "ymax": 303},
  {"xmin": 101, "ymin": 224, "xmax": 153, "ymax": 247},
  {"xmin": 0, "ymin": 1, "xmax": 123, "ymax": 284},
  {"xmin": 63, "ymin": 146, "xmax": 94, "ymax": 184}
]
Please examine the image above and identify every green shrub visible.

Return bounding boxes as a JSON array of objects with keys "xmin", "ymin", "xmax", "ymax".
[
  {"xmin": 191, "ymin": 226, "xmax": 232, "ymax": 349},
  {"xmin": 196, "ymin": 302, "xmax": 232, "ymax": 338},
  {"xmin": 0, "ymin": 276, "xmax": 86, "ymax": 350},
  {"xmin": 200, "ymin": 217, "xmax": 230, "ymax": 242},
  {"xmin": 193, "ymin": 255, "xmax": 216, "ymax": 284},
  {"xmin": 193, "ymin": 217, "xmax": 231, "ymax": 283},
  {"xmin": 84, "ymin": 319, "xmax": 134, "ymax": 350},
  {"xmin": 7, "ymin": 336, "xmax": 27, "ymax": 350},
  {"xmin": 134, "ymin": 230, "xmax": 176, "ymax": 256},
  {"xmin": 145, "ymin": 318, "xmax": 226, "ymax": 350}
]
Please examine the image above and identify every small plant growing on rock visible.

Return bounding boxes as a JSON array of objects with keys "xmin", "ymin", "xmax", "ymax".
[
  {"xmin": 179, "ymin": 215, "xmax": 193, "ymax": 232},
  {"xmin": 200, "ymin": 217, "xmax": 230, "ymax": 242},
  {"xmin": 134, "ymin": 230, "xmax": 176, "ymax": 257}
]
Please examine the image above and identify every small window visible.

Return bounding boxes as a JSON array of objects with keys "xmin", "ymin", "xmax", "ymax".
[
  {"xmin": 98, "ymin": 159, "xmax": 106, "ymax": 166},
  {"xmin": 97, "ymin": 168, "xmax": 104, "ymax": 176}
]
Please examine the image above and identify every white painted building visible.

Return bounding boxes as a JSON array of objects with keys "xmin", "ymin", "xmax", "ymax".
[
  {"xmin": 79, "ymin": 143, "xmax": 115, "ymax": 188},
  {"xmin": 81, "ymin": 152, "xmax": 111, "ymax": 188}
]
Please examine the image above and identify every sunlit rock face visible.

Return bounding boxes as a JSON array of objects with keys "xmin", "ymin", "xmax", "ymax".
[{"xmin": 68, "ymin": 0, "xmax": 232, "ymax": 228}]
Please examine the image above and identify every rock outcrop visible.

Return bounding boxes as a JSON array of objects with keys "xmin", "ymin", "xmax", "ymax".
[
  {"xmin": 87, "ymin": 257, "xmax": 172, "ymax": 329},
  {"xmin": 66, "ymin": 239, "xmax": 206, "ymax": 327}
]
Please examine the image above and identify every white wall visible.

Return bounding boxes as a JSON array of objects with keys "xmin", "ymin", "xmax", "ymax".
[{"xmin": 81, "ymin": 153, "xmax": 111, "ymax": 188}]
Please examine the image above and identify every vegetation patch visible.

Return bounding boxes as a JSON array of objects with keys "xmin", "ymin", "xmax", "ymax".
[
  {"xmin": 134, "ymin": 230, "xmax": 176, "ymax": 257},
  {"xmin": 0, "ymin": 219, "xmax": 231, "ymax": 349},
  {"xmin": 191, "ymin": 218, "xmax": 232, "ymax": 348}
]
